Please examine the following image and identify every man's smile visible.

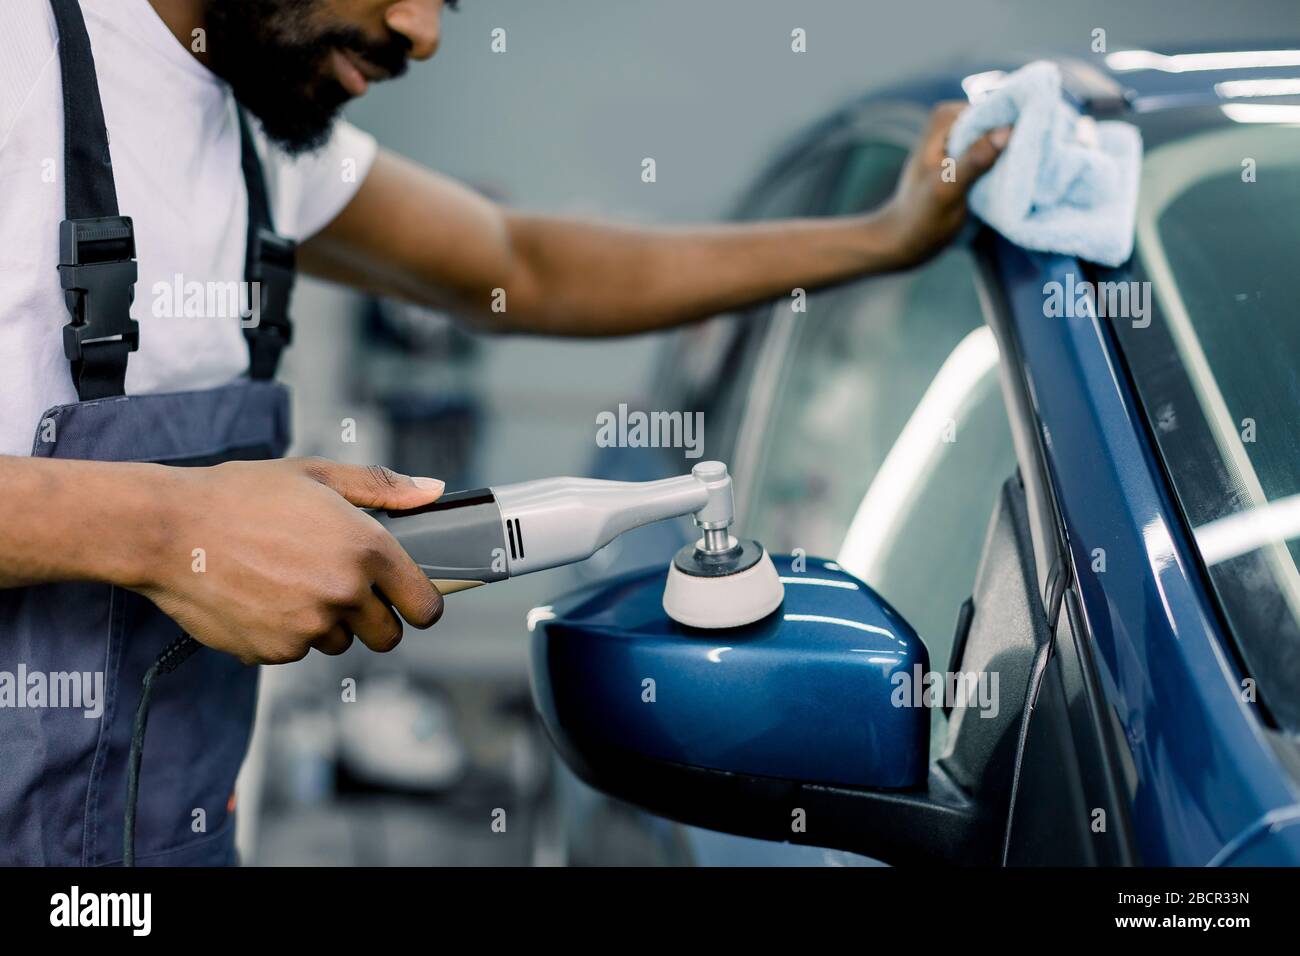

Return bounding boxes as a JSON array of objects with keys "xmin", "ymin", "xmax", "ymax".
[{"xmin": 329, "ymin": 47, "xmax": 389, "ymax": 97}]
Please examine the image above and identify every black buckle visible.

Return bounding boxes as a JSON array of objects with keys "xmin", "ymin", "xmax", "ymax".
[
  {"xmin": 58, "ymin": 216, "xmax": 139, "ymax": 362},
  {"xmin": 243, "ymin": 228, "xmax": 296, "ymax": 378}
]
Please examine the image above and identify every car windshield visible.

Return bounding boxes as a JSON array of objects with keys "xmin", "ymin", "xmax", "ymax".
[{"xmin": 1115, "ymin": 107, "xmax": 1300, "ymax": 732}]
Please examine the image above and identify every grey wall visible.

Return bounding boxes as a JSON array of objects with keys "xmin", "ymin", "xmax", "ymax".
[{"xmin": 349, "ymin": 0, "xmax": 1300, "ymax": 221}]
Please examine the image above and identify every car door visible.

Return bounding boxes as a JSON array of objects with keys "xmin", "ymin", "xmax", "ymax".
[
  {"xmin": 730, "ymin": 130, "xmax": 1134, "ymax": 862},
  {"xmin": 668, "ymin": 129, "xmax": 1026, "ymax": 865},
  {"xmin": 644, "ymin": 125, "xmax": 1026, "ymax": 866}
]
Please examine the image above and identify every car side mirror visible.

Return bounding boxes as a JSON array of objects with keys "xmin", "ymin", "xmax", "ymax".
[{"xmin": 529, "ymin": 553, "xmax": 992, "ymax": 864}]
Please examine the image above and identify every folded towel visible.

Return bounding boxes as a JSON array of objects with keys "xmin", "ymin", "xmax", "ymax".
[{"xmin": 947, "ymin": 61, "xmax": 1142, "ymax": 267}]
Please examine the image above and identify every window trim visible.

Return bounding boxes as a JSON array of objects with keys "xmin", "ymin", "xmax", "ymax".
[
  {"xmin": 970, "ymin": 230, "xmax": 1140, "ymax": 864},
  {"xmin": 970, "ymin": 234, "xmax": 1067, "ymax": 614}
]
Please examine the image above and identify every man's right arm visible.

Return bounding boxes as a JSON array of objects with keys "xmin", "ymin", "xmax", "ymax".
[
  {"xmin": 0, "ymin": 456, "xmax": 172, "ymax": 589},
  {"xmin": 0, "ymin": 455, "xmax": 446, "ymax": 663}
]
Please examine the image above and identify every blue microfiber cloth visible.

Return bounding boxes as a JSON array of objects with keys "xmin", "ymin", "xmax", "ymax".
[{"xmin": 947, "ymin": 60, "xmax": 1142, "ymax": 267}]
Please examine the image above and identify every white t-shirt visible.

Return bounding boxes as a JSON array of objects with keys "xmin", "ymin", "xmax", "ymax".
[{"xmin": 0, "ymin": 0, "xmax": 378, "ymax": 455}]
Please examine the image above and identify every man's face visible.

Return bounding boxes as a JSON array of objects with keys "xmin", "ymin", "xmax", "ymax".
[{"xmin": 205, "ymin": 0, "xmax": 445, "ymax": 155}]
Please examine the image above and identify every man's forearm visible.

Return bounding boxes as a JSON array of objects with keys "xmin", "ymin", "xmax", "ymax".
[
  {"xmin": 297, "ymin": 152, "xmax": 912, "ymax": 337},
  {"xmin": 494, "ymin": 209, "xmax": 910, "ymax": 336},
  {"xmin": 491, "ymin": 106, "xmax": 1004, "ymax": 336},
  {"xmin": 0, "ymin": 457, "xmax": 168, "ymax": 589},
  {"xmin": 302, "ymin": 111, "xmax": 1002, "ymax": 338}
]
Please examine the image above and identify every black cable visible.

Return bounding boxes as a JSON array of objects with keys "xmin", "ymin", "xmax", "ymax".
[{"xmin": 123, "ymin": 632, "xmax": 201, "ymax": 867}]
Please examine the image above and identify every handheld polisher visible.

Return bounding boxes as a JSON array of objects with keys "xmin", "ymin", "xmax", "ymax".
[{"xmin": 373, "ymin": 460, "xmax": 785, "ymax": 629}]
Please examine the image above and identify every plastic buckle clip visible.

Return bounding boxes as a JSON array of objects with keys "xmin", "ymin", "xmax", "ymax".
[
  {"xmin": 58, "ymin": 216, "xmax": 139, "ymax": 362},
  {"xmin": 244, "ymin": 228, "xmax": 296, "ymax": 345}
]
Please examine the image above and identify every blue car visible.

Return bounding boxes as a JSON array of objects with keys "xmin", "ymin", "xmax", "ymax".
[{"xmin": 537, "ymin": 47, "xmax": 1300, "ymax": 867}]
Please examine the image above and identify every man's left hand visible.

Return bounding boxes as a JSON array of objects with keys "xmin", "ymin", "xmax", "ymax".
[{"xmin": 879, "ymin": 101, "xmax": 1011, "ymax": 269}]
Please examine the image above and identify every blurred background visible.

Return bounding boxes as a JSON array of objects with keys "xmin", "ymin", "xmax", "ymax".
[{"xmin": 240, "ymin": 0, "xmax": 1299, "ymax": 865}]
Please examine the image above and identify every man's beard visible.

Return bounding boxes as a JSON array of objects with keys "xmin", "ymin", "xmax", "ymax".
[{"xmin": 205, "ymin": 0, "xmax": 409, "ymax": 155}]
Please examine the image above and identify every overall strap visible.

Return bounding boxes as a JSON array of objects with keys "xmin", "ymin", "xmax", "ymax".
[
  {"xmin": 50, "ymin": 0, "xmax": 139, "ymax": 401},
  {"xmin": 50, "ymin": 0, "xmax": 296, "ymax": 396},
  {"xmin": 237, "ymin": 108, "xmax": 296, "ymax": 380}
]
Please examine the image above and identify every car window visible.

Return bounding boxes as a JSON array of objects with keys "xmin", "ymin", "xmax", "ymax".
[
  {"xmin": 738, "ymin": 145, "xmax": 850, "ymax": 221},
  {"xmin": 1116, "ymin": 117, "xmax": 1300, "ymax": 731},
  {"xmin": 741, "ymin": 247, "xmax": 1017, "ymax": 746},
  {"xmin": 827, "ymin": 143, "xmax": 909, "ymax": 213}
]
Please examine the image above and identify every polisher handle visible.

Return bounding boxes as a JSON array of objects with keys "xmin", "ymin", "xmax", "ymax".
[{"xmin": 372, "ymin": 489, "xmax": 509, "ymax": 588}]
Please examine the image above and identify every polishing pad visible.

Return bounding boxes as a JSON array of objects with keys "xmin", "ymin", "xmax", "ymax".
[{"xmin": 662, "ymin": 539, "xmax": 785, "ymax": 628}]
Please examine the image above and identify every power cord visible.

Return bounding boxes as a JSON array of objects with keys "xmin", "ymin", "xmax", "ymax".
[{"xmin": 123, "ymin": 632, "xmax": 201, "ymax": 866}]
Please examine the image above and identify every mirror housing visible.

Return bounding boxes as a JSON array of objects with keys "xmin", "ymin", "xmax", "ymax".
[{"xmin": 530, "ymin": 554, "xmax": 995, "ymax": 863}]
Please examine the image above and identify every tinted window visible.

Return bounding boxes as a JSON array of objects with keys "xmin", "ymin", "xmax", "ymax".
[
  {"xmin": 738, "ymin": 146, "xmax": 849, "ymax": 220},
  {"xmin": 1116, "ymin": 118, "xmax": 1300, "ymax": 729},
  {"xmin": 827, "ymin": 143, "xmax": 908, "ymax": 213}
]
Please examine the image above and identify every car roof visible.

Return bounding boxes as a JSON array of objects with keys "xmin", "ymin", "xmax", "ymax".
[
  {"xmin": 745, "ymin": 41, "xmax": 1300, "ymax": 212},
  {"xmin": 868, "ymin": 41, "xmax": 1300, "ymax": 115},
  {"xmin": 873, "ymin": 40, "xmax": 1300, "ymax": 107}
]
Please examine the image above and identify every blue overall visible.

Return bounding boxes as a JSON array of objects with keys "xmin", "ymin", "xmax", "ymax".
[{"xmin": 0, "ymin": 0, "xmax": 297, "ymax": 865}]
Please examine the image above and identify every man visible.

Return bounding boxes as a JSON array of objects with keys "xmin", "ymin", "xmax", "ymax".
[{"xmin": 0, "ymin": 0, "xmax": 1007, "ymax": 865}]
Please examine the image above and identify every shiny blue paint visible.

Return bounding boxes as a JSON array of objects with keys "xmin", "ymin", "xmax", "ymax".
[
  {"xmin": 1210, "ymin": 809, "xmax": 1300, "ymax": 866},
  {"xmin": 994, "ymin": 239, "xmax": 1300, "ymax": 864},
  {"xmin": 531, "ymin": 554, "xmax": 930, "ymax": 789}
]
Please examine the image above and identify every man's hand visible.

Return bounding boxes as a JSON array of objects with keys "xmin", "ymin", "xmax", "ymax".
[
  {"xmin": 136, "ymin": 458, "xmax": 446, "ymax": 665},
  {"xmin": 878, "ymin": 102, "xmax": 1011, "ymax": 269}
]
